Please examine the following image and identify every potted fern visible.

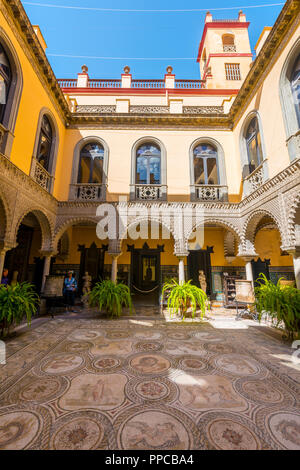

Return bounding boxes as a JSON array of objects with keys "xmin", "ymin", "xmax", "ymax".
[
  {"xmin": 255, "ymin": 273, "xmax": 300, "ymax": 340},
  {"xmin": 0, "ymin": 282, "xmax": 39, "ymax": 336},
  {"xmin": 162, "ymin": 279, "xmax": 208, "ymax": 320},
  {"xmin": 88, "ymin": 280, "xmax": 133, "ymax": 318}
]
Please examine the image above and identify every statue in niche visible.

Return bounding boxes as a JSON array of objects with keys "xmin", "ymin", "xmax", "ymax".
[
  {"xmin": 198, "ymin": 270, "xmax": 207, "ymax": 293},
  {"xmin": 82, "ymin": 271, "xmax": 92, "ymax": 306}
]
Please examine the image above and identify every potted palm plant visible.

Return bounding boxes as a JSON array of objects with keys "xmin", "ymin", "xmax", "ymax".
[
  {"xmin": 0, "ymin": 282, "xmax": 39, "ymax": 337},
  {"xmin": 255, "ymin": 273, "xmax": 300, "ymax": 340},
  {"xmin": 88, "ymin": 280, "xmax": 133, "ymax": 318},
  {"xmin": 162, "ymin": 279, "xmax": 208, "ymax": 320}
]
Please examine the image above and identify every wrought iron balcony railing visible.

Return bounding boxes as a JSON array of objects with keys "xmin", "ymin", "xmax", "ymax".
[
  {"xmin": 131, "ymin": 184, "xmax": 167, "ymax": 201},
  {"xmin": 31, "ymin": 158, "xmax": 53, "ymax": 192},
  {"xmin": 193, "ymin": 184, "xmax": 228, "ymax": 201},
  {"xmin": 69, "ymin": 183, "xmax": 107, "ymax": 201}
]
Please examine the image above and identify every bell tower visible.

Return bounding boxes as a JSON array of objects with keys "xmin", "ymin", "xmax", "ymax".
[{"xmin": 197, "ymin": 11, "xmax": 252, "ymax": 89}]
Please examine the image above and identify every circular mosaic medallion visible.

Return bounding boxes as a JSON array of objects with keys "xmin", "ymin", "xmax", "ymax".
[
  {"xmin": 204, "ymin": 343, "xmax": 236, "ymax": 354},
  {"xmin": 69, "ymin": 330, "xmax": 101, "ymax": 341},
  {"xmin": 178, "ymin": 356, "xmax": 207, "ymax": 372},
  {"xmin": 19, "ymin": 377, "xmax": 66, "ymax": 403},
  {"xmin": 105, "ymin": 330, "xmax": 130, "ymax": 339},
  {"xmin": 52, "ymin": 417, "xmax": 103, "ymax": 450},
  {"xmin": 126, "ymin": 377, "xmax": 177, "ymax": 404},
  {"xmin": 41, "ymin": 353, "xmax": 84, "ymax": 375},
  {"xmin": 93, "ymin": 357, "xmax": 121, "ymax": 372},
  {"xmin": 0, "ymin": 410, "xmax": 41, "ymax": 450},
  {"xmin": 207, "ymin": 418, "xmax": 261, "ymax": 450},
  {"xmin": 194, "ymin": 332, "xmax": 223, "ymax": 342},
  {"xmin": 239, "ymin": 379, "xmax": 283, "ymax": 404},
  {"xmin": 167, "ymin": 331, "xmax": 191, "ymax": 340},
  {"xmin": 215, "ymin": 354, "xmax": 260, "ymax": 376},
  {"xmin": 118, "ymin": 410, "xmax": 192, "ymax": 450},
  {"xmin": 64, "ymin": 341, "xmax": 92, "ymax": 353},
  {"xmin": 134, "ymin": 331, "xmax": 162, "ymax": 340},
  {"xmin": 129, "ymin": 354, "xmax": 171, "ymax": 375},
  {"xmin": 50, "ymin": 411, "xmax": 114, "ymax": 450},
  {"xmin": 135, "ymin": 341, "xmax": 162, "ymax": 352},
  {"xmin": 268, "ymin": 412, "xmax": 300, "ymax": 450}
]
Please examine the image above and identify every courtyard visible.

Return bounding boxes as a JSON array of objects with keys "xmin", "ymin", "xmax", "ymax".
[{"xmin": 0, "ymin": 309, "xmax": 299, "ymax": 450}]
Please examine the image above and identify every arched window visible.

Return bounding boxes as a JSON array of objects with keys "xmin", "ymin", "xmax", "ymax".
[
  {"xmin": 290, "ymin": 53, "xmax": 300, "ymax": 126},
  {"xmin": 78, "ymin": 142, "xmax": 104, "ymax": 184},
  {"xmin": 0, "ymin": 43, "xmax": 12, "ymax": 124},
  {"xmin": 193, "ymin": 143, "xmax": 219, "ymax": 185},
  {"xmin": 36, "ymin": 115, "xmax": 53, "ymax": 172},
  {"xmin": 136, "ymin": 143, "xmax": 161, "ymax": 185},
  {"xmin": 222, "ymin": 34, "xmax": 236, "ymax": 52},
  {"xmin": 245, "ymin": 117, "xmax": 263, "ymax": 172}
]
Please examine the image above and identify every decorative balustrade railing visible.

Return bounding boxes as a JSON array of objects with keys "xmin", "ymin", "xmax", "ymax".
[
  {"xmin": 245, "ymin": 164, "xmax": 265, "ymax": 193},
  {"xmin": 223, "ymin": 45, "xmax": 237, "ymax": 52},
  {"xmin": 132, "ymin": 184, "xmax": 167, "ymax": 201},
  {"xmin": 175, "ymin": 80, "xmax": 206, "ymax": 89},
  {"xmin": 69, "ymin": 183, "xmax": 106, "ymax": 201},
  {"xmin": 88, "ymin": 79, "xmax": 122, "ymax": 88},
  {"xmin": 57, "ymin": 79, "xmax": 77, "ymax": 88},
  {"xmin": 131, "ymin": 79, "xmax": 165, "ymax": 89},
  {"xmin": 194, "ymin": 185, "xmax": 228, "ymax": 201},
  {"xmin": 31, "ymin": 158, "xmax": 52, "ymax": 192},
  {"xmin": 58, "ymin": 78, "xmax": 207, "ymax": 90}
]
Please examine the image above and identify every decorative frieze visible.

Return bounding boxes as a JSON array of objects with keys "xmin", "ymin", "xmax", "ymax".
[
  {"xmin": 76, "ymin": 105, "xmax": 116, "ymax": 114},
  {"xmin": 183, "ymin": 106, "xmax": 224, "ymax": 114},
  {"xmin": 130, "ymin": 106, "xmax": 170, "ymax": 114}
]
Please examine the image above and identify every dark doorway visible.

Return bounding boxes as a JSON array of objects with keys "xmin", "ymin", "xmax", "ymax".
[
  {"xmin": 5, "ymin": 224, "xmax": 34, "ymax": 283},
  {"xmin": 78, "ymin": 242, "xmax": 107, "ymax": 293},
  {"xmin": 188, "ymin": 246, "xmax": 214, "ymax": 296},
  {"xmin": 251, "ymin": 258, "xmax": 270, "ymax": 286},
  {"xmin": 128, "ymin": 243, "xmax": 164, "ymax": 306}
]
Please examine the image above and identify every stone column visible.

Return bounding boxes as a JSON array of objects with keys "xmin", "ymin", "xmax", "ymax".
[
  {"xmin": 176, "ymin": 253, "xmax": 188, "ymax": 284},
  {"xmin": 40, "ymin": 251, "xmax": 57, "ymax": 293},
  {"xmin": 240, "ymin": 254, "xmax": 257, "ymax": 286},
  {"xmin": 0, "ymin": 248, "xmax": 8, "ymax": 280},
  {"xmin": 285, "ymin": 247, "xmax": 300, "ymax": 289},
  {"xmin": 110, "ymin": 254, "xmax": 120, "ymax": 283}
]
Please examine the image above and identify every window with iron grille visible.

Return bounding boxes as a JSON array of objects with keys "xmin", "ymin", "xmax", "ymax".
[{"xmin": 225, "ymin": 63, "xmax": 241, "ymax": 80}]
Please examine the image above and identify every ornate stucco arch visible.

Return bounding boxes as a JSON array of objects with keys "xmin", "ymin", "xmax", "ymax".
[
  {"xmin": 0, "ymin": 187, "xmax": 11, "ymax": 242},
  {"xmin": 287, "ymin": 192, "xmax": 300, "ymax": 246},
  {"xmin": 13, "ymin": 208, "xmax": 53, "ymax": 252},
  {"xmin": 53, "ymin": 216, "xmax": 98, "ymax": 252},
  {"xmin": 187, "ymin": 218, "xmax": 242, "ymax": 246},
  {"xmin": 242, "ymin": 209, "xmax": 284, "ymax": 253}
]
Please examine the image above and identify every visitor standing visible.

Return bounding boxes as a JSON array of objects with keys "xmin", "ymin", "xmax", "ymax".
[
  {"xmin": 64, "ymin": 271, "xmax": 77, "ymax": 312},
  {"xmin": 1, "ymin": 268, "xmax": 9, "ymax": 287}
]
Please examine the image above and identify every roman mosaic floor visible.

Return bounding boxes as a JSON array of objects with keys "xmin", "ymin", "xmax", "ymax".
[{"xmin": 0, "ymin": 310, "xmax": 300, "ymax": 450}]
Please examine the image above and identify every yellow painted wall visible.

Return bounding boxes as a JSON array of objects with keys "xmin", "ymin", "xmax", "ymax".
[
  {"xmin": 0, "ymin": 11, "xmax": 66, "ymax": 199},
  {"xmin": 254, "ymin": 228, "xmax": 293, "ymax": 266}
]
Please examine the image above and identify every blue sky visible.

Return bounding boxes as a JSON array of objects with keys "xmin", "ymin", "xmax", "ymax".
[{"xmin": 22, "ymin": 0, "xmax": 285, "ymax": 80}]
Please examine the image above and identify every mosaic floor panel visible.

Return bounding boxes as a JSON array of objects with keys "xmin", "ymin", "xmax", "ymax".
[{"xmin": 0, "ymin": 315, "xmax": 299, "ymax": 450}]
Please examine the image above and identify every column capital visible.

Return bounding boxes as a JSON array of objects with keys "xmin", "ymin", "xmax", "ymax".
[
  {"xmin": 174, "ymin": 252, "xmax": 189, "ymax": 259},
  {"xmin": 39, "ymin": 250, "xmax": 57, "ymax": 258},
  {"xmin": 238, "ymin": 252, "xmax": 259, "ymax": 262},
  {"xmin": 0, "ymin": 241, "xmax": 16, "ymax": 252},
  {"xmin": 108, "ymin": 252, "xmax": 121, "ymax": 259},
  {"xmin": 281, "ymin": 245, "xmax": 300, "ymax": 257}
]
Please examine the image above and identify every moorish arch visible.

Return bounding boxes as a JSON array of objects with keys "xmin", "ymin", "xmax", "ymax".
[
  {"xmin": 242, "ymin": 210, "xmax": 284, "ymax": 253},
  {"xmin": 186, "ymin": 218, "xmax": 242, "ymax": 252},
  {"xmin": 53, "ymin": 216, "xmax": 100, "ymax": 252},
  {"xmin": 0, "ymin": 188, "xmax": 11, "ymax": 244},
  {"xmin": 13, "ymin": 208, "xmax": 53, "ymax": 252},
  {"xmin": 287, "ymin": 192, "xmax": 300, "ymax": 246}
]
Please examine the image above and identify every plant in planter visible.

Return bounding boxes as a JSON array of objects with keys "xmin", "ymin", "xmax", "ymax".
[
  {"xmin": 88, "ymin": 280, "xmax": 133, "ymax": 318},
  {"xmin": 162, "ymin": 279, "xmax": 208, "ymax": 319},
  {"xmin": 0, "ymin": 282, "xmax": 39, "ymax": 336},
  {"xmin": 255, "ymin": 273, "xmax": 300, "ymax": 340}
]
